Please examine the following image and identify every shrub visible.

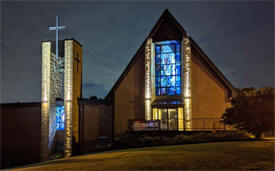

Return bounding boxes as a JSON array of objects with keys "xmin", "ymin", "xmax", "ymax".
[
  {"xmin": 93, "ymin": 144, "xmax": 112, "ymax": 152},
  {"xmin": 113, "ymin": 131, "xmax": 250, "ymax": 149}
]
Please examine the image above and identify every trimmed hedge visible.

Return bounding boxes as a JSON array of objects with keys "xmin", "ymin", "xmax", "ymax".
[
  {"xmin": 114, "ymin": 131, "xmax": 250, "ymax": 147},
  {"xmin": 89, "ymin": 131, "xmax": 251, "ymax": 153}
]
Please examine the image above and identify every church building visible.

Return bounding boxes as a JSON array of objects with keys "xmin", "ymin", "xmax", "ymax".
[{"xmin": 105, "ymin": 9, "xmax": 236, "ymax": 136}]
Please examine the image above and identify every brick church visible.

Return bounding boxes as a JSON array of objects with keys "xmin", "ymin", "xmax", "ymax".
[{"xmin": 1, "ymin": 9, "xmax": 236, "ymax": 169}]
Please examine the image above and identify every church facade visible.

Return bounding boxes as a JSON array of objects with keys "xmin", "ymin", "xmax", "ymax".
[{"xmin": 105, "ymin": 9, "xmax": 236, "ymax": 136}]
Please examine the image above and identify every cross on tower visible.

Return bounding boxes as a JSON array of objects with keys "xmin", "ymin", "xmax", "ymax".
[{"xmin": 49, "ymin": 16, "xmax": 66, "ymax": 59}]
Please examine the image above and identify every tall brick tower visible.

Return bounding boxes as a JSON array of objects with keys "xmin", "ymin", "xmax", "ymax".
[{"xmin": 41, "ymin": 39, "xmax": 82, "ymax": 161}]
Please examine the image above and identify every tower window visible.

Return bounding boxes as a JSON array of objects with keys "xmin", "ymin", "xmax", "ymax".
[
  {"xmin": 56, "ymin": 106, "xmax": 65, "ymax": 130},
  {"xmin": 155, "ymin": 40, "xmax": 181, "ymax": 96}
]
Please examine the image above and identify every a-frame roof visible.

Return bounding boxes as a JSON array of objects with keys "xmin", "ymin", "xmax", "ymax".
[{"xmin": 105, "ymin": 9, "xmax": 236, "ymax": 100}]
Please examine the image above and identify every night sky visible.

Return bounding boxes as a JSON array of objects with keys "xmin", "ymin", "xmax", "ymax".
[{"xmin": 1, "ymin": 1, "xmax": 273, "ymax": 103}]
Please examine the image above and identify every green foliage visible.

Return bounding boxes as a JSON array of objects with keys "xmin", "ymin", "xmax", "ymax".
[
  {"xmin": 222, "ymin": 87, "xmax": 274, "ymax": 138},
  {"xmin": 93, "ymin": 144, "xmax": 112, "ymax": 152},
  {"xmin": 50, "ymin": 153, "xmax": 64, "ymax": 159},
  {"xmin": 139, "ymin": 135, "xmax": 163, "ymax": 144},
  {"xmin": 113, "ymin": 131, "xmax": 249, "ymax": 147},
  {"xmin": 165, "ymin": 131, "xmax": 249, "ymax": 144}
]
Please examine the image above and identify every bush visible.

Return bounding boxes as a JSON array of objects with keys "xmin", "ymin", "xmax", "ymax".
[
  {"xmin": 50, "ymin": 153, "xmax": 64, "ymax": 159},
  {"xmin": 93, "ymin": 144, "xmax": 112, "ymax": 152},
  {"xmin": 112, "ymin": 131, "xmax": 250, "ymax": 149},
  {"xmin": 113, "ymin": 134, "xmax": 132, "ymax": 146}
]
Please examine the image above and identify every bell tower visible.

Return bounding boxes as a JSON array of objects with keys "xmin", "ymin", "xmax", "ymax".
[
  {"xmin": 41, "ymin": 39, "xmax": 82, "ymax": 161},
  {"xmin": 41, "ymin": 16, "xmax": 82, "ymax": 161}
]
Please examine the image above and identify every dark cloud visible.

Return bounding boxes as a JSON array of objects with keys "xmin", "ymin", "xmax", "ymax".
[{"xmin": 1, "ymin": 1, "xmax": 273, "ymax": 103}]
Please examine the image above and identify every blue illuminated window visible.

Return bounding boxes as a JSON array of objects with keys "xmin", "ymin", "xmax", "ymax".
[
  {"xmin": 155, "ymin": 40, "xmax": 181, "ymax": 96},
  {"xmin": 56, "ymin": 106, "xmax": 65, "ymax": 130}
]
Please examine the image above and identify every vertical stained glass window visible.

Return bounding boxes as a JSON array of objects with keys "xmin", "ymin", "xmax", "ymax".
[
  {"xmin": 56, "ymin": 106, "xmax": 65, "ymax": 130},
  {"xmin": 155, "ymin": 40, "xmax": 181, "ymax": 96}
]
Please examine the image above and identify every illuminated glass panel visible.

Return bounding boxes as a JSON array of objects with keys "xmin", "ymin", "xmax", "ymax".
[
  {"xmin": 155, "ymin": 40, "xmax": 181, "ymax": 96},
  {"xmin": 56, "ymin": 106, "xmax": 65, "ymax": 130}
]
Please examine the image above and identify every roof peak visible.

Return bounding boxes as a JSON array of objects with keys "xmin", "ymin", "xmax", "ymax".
[
  {"xmin": 164, "ymin": 8, "xmax": 171, "ymax": 14},
  {"xmin": 158, "ymin": 8, "xmax": 175, "ymax": 20},
  {"xmin": 148, "ymin": 8, "xmax": 187, "ymax": 40}
]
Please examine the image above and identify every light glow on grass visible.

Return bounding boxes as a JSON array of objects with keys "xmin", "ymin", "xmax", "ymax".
[{"xmin": 13, "ymin": 141, "xmax": 275, "ymax": 171}]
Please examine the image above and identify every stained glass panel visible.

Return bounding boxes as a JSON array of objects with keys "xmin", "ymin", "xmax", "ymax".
[
  {"xmin": 156, "ymin": 88, "xmax": 160, "ymax": 95},
  {"xmin": 161, "ymin": 44, "xmax": 175, "ymax": 53},
  {"xmin": 168, "ymin": 87, "xmax": 176, "ymax": 95},
  {"xmin": 156, "ymin": 77, "xmax": 161, "ymax": 87},
  {"xmin": 56, "ymin": 106, "xmax": 65, "ymax": 130},
  {"xmin": 156, "ymin": 54, "xmax": 161, "ymax": 64},
  {"xmin": 175, "ymin": 52, "xmax": 180, "ymax": 62},
  {"xmin": 176, "ymin": 76, "xmax": 181, "ymax": 86},
  {"xmin": 161, "ymin": 76, "xmax": 168, "ymax": 87},
  {"xmin": 176, "ymin": 43, "xmax": 181, "ymax": 51},
  {"xmin": 176, "ymin": 87, "xmax": 181, "ymax": 94},
  {"xmin": 161, "ymin": 53, "xmax": 175, "ymax": 64},
  {"xmin": 156, "ymin": 46, "xmax": 161, "ymax": 53},
  {"xmin": 161, "ymin": 88, "xmax": 166, "ymax": 95},
  {"xmin": 176, "ymin": 64, "xmax": 181, "ymax": 75},
  {"xmin": 161, "ymin": 65, "xmax": 176, "ymax": 76},
  {"xmin": 155, "ymin": 64, "xmax": 161, "ymax": 76},
  {"xmin": 171, "ymin": 76, "xmax": 176, "ymax": 86},
  {"xmin": 155, "ymin": 40, "xmax": 181, "ymax": 96}
]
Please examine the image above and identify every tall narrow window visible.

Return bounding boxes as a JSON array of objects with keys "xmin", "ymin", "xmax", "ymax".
[
  {"xmin": 56, "ymin": 106, "xmax": 65, "ymax": 130},
  {"xmin": 155, "ymin": 40, "xmax": 181, "ymax": 96}
]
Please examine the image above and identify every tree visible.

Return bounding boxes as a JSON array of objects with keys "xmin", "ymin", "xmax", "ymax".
[
  {"xmin": 221, "ymin": 87, "xmax": 274, "ymax": 138},
  {"xmin": 89, "ymin": 96, "xmax": 98, "ymax": 101}
]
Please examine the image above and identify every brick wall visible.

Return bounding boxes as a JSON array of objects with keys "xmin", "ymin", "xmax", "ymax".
[
  {"xmin": 0, "ymin": 103, "xmax": 41, "ymax": 169},
  {"xmin": 191, "ymin": 51, "xmax": 231, "ymax": 130},
  {"xmin": 114, "ymin": 52, "xmax": 145, "ymax": 136},
  {"xmin": 80, "ymin": 103, "xmax": 112, "ymax": 153}
]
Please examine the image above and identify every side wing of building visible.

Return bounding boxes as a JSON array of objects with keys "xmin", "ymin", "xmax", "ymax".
[{"xmin": 112, "ymin": 50, "xmax": 146, "ymax": 136}]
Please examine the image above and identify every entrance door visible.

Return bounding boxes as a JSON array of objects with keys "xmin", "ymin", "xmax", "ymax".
[
  {"xmin": 168, "ymin": 109, "xmax": 178, "ymax": 130},
  {"xmin": 160, "ymin": 109, "xmax": 168, "ymax": 130},
  {"xmin": 153, "ymin": 108, "xmax": 178, "ymax": 130}
]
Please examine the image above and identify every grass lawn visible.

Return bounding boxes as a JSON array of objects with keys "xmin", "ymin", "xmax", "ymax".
[{"xmin": 9, "ymin": 140, "xmax": 274, "ymax": 170}]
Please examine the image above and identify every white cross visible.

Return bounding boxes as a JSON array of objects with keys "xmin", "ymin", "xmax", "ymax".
[{"xmin": 49, "ymin": 16, "xmax": 66, "ymax": 59}]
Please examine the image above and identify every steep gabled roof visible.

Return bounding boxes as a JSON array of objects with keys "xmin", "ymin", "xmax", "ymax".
[{"xmin": 105, "ymin": 9, "xmax": 236, "ymax": 100}]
